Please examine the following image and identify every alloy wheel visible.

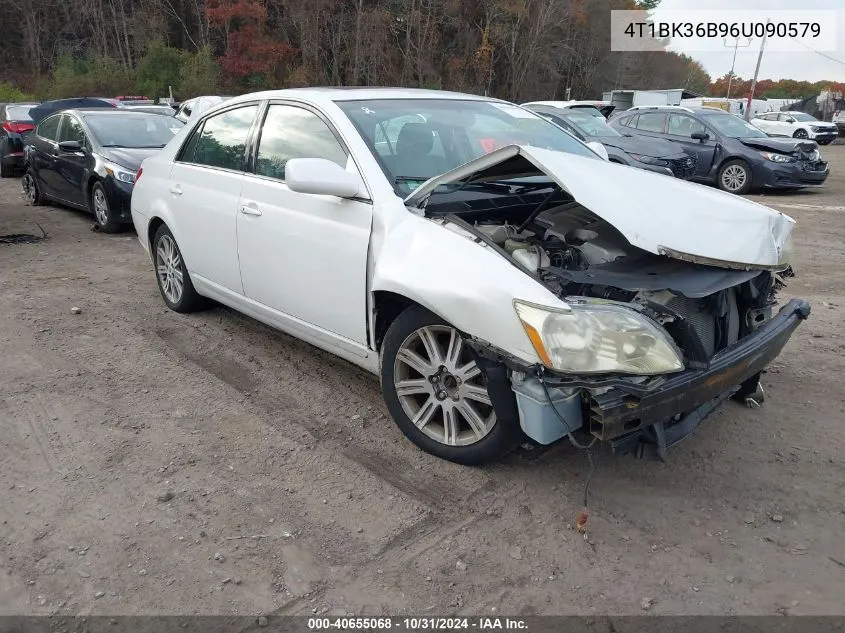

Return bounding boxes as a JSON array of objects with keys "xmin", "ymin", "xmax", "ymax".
[
  {"xmin": 22, "ymin": 174, "xmax": 36, "ymax": 204},
  {"xmin": 156, "ymin": 234, "xmax": 185, "ymax": 304},
  {"xmin": 393, "ymin": 325, "xmax": 496, "ymax": 446},
  {"xmin": 721, "ymin": 165, "xmax": 747, "ymax": 192},
  {"xmin": 93, "ymin": 187, "xmax": 110, "ymax": 226}
]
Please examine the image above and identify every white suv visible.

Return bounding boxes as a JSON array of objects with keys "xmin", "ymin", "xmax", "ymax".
[{"xmin": 751, "ymin": 111, "xmax": 838, "ymax": 145}]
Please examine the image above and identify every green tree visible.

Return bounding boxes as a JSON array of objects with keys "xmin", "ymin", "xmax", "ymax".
[
  {"xmin": 0, "ymin": 81, "xmax": 31, "ymax": 102},
  {"xmin": 136, "ymin": 40, "xmax": 185, "ymax": 99},
  {"xmin": 177, "ymin": 47, "xmax": 220, "ymax": 99}
]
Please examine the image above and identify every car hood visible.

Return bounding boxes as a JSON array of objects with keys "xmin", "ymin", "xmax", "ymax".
[
  {"xmin": 405, "ymin": 145, "xmax": 794, "ymax": 270},
  {"xmin": 737, "ymin": 136, "xmax": 817, "ymax": 154},
  {"xmin": 593, "ymin": 134, "xmax": 686, "ymax": 158},
  {"xmin": 100, "ymin": 147, "xmax": 162, "ymax": 171}
]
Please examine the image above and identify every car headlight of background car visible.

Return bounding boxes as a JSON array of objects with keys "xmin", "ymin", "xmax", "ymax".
[
  {"xmin": 514, "ymin": 300, "xmax": 684, "ymax": 375},
  {"xmin": 105, "ymin": 163, "xmax": 136, "ymax": 184},
  {"xmin": 759, "ymin": 151, "xmax": 795, "ymax": 163},
  {"xmin": 629, "ymin": 154, "xmax": 669, "ymax": 167}
]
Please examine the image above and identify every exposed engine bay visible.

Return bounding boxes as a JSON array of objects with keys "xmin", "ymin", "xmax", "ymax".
[{"xmin": 437, "ymin": 197, "xmax": 784, "ymax": 365}]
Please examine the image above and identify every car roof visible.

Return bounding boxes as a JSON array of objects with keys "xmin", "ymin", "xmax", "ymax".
[
  {"xmin": 224, "ymin": 87, "xmax": 503, "ymax": 107},
  {"xmin": 65, "ymin": 108, "xmax": 168, "ymax": 117}
]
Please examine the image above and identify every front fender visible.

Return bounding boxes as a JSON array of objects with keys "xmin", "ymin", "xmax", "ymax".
[{"xmin": 371, "ymin": 213, "xmax": 566, "ymax": 365}]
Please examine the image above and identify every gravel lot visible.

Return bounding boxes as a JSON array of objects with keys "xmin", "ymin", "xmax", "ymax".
[{"xmin": 1, "ymin": 144, "xmax": 844, "ymax": 617}]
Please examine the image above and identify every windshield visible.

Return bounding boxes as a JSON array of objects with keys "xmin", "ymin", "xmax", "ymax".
[
  {"xmin": 789, "ymin": 112, "xmax": 817, "ymax": 122},
  {"xmin": 85, "ymin": 113, "xmax": 184, "ymax": 148},
  {"xmin": 336, "ymin": 99, "xmax": 597, "ymax": 193},
  {"xmin": 557, "ymin": 111, "xmax": 621, "ymax": 137},
  {"xmin": 701, "ymin": 113, "xmax": 768, "ymax": 138},
  {"xmin": 6, "ymin": 105, "xmax": 35, "ymax": 121},
  {"xmin": 568, "ymin": 106, "xmax": 605, "ymax": 119}
]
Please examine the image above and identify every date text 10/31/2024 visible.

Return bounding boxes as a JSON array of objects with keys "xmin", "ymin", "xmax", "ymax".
[{"xmin": 307, "ymin": 617, "xmax": 529, "ymax": 630}]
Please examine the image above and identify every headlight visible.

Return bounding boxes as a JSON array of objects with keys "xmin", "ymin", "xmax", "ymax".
[
  {"xmin": 514, "ymin": 300, "xmax": 684, "ymax": 375},
  {"xmin": 630, "ymin": 154, "xmax": 669, "ymax": 167},
  {"xmin": 810, "ymin": 126, "xmax": 820, "ymax": 132},
  {"xmin": 760, "ymin": 151, "xmax": 795, "ymax": 163},
  {"xmin": 105, "ymin": 162, "xmax": 136, "ymax": 184}
]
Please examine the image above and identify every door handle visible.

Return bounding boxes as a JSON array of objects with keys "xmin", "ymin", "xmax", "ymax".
[
  {"xmin": 239, "ymin": 204, "xmax": 262, "ymax": 217},
  {"xmin": 169, "ymin": 184, "xmax": 183, "ymax": 196}
]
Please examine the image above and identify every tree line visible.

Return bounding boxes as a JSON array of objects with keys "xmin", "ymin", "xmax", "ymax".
[{"xmin": 0, "ymin": 0, "xmax": 838, "ymax": 104}]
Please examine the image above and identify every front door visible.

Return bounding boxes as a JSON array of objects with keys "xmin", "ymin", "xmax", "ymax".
[
  {"xmin": 666, "ymin": 113, "xmax": 717, "ymax": 177},
  {"xmin": 236, "ymin": 102, "xmax": 373, "ymax": 346},
  {"xmin": 53, "ymin": 114, "xmax": 89, "ymax": 206},
  {"xmin": 167, "ymin": 103, "xmax": 260, "ymax": 295}
]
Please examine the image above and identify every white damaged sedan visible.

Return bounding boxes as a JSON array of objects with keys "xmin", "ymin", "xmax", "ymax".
[{"xmin": 130, "ymin": 88, "xmax": 810, "ymax": 464}]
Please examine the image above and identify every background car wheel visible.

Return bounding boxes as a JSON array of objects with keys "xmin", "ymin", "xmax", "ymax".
[
  {"xmin": 22, "ymin": 170, "xmax": 43, "ymax": 205},
  {"xmin": 793, "ymin": 129, "xmax": 809, "ymax": 139},
  {"xmin": 152, "ymin": 224, "xmax": 207, "ymax": 313},
  {"xmin": 717, "ymin": 159, "xmax": 752, "ymax": 194},
  {"xmin": 90, "ymin": 181, "xmax": 121, "ymax": 233},
  {"xmin": 0, "ymin": 160, "xmax": 14, "ymax": 178},
  {"xmin": 817, "ymin": 139, "xmax": 832, "ymax": 145},
  {"xmin": 380, "ymin": 305, "xmax": 520, "ymax": 465}
]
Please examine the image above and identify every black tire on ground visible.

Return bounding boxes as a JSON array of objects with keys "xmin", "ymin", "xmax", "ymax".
[
  {"xmin": 717, "ymin": 159, "xmax": 752, "ymax": 195},
  {"xmin": 380, "ymin": 305, "xmax": 521, "ymax": 465},
  {"xmin": 793, "ymin": 129, "xmax": 809, "ymax": 139},
  {"xmin": 22, "ymin": 169, "xmax": 43, "ymax": 205},
  {"xmin": 818, "ymin": 139, "xmax": 832, "ymax": 146},
  {"xmin": 151, "ymin": 224, "xmax": 208, "ymax": 313},
  {"xmin": 0, "ymin": 160, "xmax": 14, "ymax": 178},
  {"xmin": 90, "ymin": 181, "xmax": 122, "ymax": 233}
]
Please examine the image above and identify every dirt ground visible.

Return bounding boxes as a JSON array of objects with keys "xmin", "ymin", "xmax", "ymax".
[{"xmin": 1, "ymin": 143, "xmax": 844, "ymax": 618}]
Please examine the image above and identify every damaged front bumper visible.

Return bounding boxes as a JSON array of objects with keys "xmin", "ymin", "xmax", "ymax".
[{"xmin": 472, "ymin": 298, "xmax": 810, "ymax": 460}]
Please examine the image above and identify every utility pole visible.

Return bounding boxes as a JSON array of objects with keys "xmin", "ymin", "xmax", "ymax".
[
  {"xmin": 745, "ymin": 19, "xmax": 771, "ymax": 121},
  {"xmin": 723, "ymin": 36, "xmax": 752, "ymax": 100}
]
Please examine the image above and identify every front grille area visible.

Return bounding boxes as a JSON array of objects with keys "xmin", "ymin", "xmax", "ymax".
[
  {"xmin": 667, "ymin": 295, "xmax": 717, "ymax": 356},
  {"xmin": 666, "ymin": 289, "xmax": 740, "ymax": 360},
  {"xmin": 668, "ymin": 155, "xmax": 697, "ymax": 179}
]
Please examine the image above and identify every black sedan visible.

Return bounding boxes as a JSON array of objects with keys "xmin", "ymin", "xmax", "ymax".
[
  {"xmin": 22, "ymin": 109, "xmax": 184, "ymax": 232},
  {"xmin": 524, "ymin": 105, "xmax": 697, "ymax": 179},
  {"xmin": 1, "ymin": 102, "xmax": 39, "ymax": 177},
  {"xmin": 609, "ymin": 106, "xmax": 828, "ymax": 194}
]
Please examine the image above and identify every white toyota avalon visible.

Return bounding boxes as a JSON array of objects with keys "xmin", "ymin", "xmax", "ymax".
[{"xmin": 130, "ymin": 88, "xmax": 809, "ymax": 465}]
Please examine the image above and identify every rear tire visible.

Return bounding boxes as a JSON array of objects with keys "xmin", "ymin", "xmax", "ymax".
[
  {"xmin": 22, "ymin": 170, "xmax": 43, "ymax": 205},
  {"xmin": 717, "ymin": 159, "xmax": 752, "ymax": 195},
  {"xmin": 152, "ymin": 224, "xmax": 207, "ymax": 313},
  {"xmin": 380, "ymin": 305, "xmax": 520, "ymax": 465},
  {"xmin": 90, "ymin": 181, "xmax": 122, "ymax": 233}
]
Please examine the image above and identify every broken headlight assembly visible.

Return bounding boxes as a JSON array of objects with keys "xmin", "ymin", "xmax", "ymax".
[
  {"xmin": 629, "ymin": 154, "xmax": 670, "ymax": 167},
  {"xmin": 514, "ymin": 299, "xmax": 684, "ymax": 375}
]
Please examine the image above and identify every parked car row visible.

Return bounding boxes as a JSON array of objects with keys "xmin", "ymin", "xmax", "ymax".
[{"xmin": 120, "ymin": 88, "xmax": 807, "ymax": 464}]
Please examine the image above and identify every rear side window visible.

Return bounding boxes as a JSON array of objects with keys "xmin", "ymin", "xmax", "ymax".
[
  {"xmin": 36, "ymin": 115, "xmax": 61, "ymax": 141},
  {"xmin": 255, "ymin": 104, "xmax": 347, "ymax": 180},
  {"xmin": 186, "ymin": 105, "xmax": 258, "ymax": 171},
  {"xmin": 635, "ymin": 112, "xmax": 667, "ymax": 133}
]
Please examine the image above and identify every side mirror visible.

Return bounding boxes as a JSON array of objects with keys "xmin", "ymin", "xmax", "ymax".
[
  {"xmin": 58, "ymin": 140, "xmax": 83, "ymax": 153},
  {"xmin": 785, "ymin": 118, "xmax": 796, "ymax": 123},
  {"xmin": 690, "ymin": 131, "xmax": 709, "ymax": 142},
  {"xmin": 586, "ymin": 141, "xmax": 609, "ymax": 161},
  {"xmin": 285, "ymin": 158, "xmax": 363, "ymax": 198}
]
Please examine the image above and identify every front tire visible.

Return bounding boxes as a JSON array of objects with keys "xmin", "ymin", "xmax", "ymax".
[
  {"xmin": 380, "ymin": 305, "xmax": 519, "ymax": 465},
  {"xmin": 793, "ymin": 129, "xmax": 809, "ymax": 139},
  {"xmin": 717, "ymin": 159, "xmax": 752, "ymax": 194},
  {"xmin": 818, "ymin": 139, "xmax": 832, "ymax": 146},
  {"xmin": 22, "ymin": 170, "xmax": 43, "ymax": 205},
  {"xmin": 152, "ymin": 224, "xmax": 207, "ymax": 313},
  {"xmin": 91, "ymin": 181, "xmax": 122, "ymax": 233}
]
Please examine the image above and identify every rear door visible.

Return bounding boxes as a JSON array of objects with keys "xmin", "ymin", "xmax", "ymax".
[
  {"xmin": 30, "ymin": 114, "xmax": 63, "ymax": 196},
  {"xmin": 167, "ymin": 103, "xmax": 260, "ymax": 295},
  {"xmin": 666, "ymin": 113, "xmax": 716, "ymax": 177}
]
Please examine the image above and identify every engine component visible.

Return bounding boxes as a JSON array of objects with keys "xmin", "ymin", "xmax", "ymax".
[{"xmin": 512, "ymin": 246, "xmax": 550, "ymax": 272}]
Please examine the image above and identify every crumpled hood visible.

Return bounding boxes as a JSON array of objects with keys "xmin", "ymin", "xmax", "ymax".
[
  {"xmin": 738, "ymin": 136, "xmax": 816, "ymax": 154},
  {"xmin": 406, "ymin": 144, "xmax": 794, "ymax": 270}
]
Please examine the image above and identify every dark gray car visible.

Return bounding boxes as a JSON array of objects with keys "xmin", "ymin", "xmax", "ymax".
[
  {"xmin": 524, "ymin": 105, "xmax": 697, "ymax": 179},
  {"xmin": 609, "ymin": 106, "xmax": 829, "ymax": 194}
]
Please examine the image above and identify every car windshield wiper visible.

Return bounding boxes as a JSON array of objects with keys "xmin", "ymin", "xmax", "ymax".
[{"xmin": 394, "ymin": 176, "xmax": 431, "ymax": 183}]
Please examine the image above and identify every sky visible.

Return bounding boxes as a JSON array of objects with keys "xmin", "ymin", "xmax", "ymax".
[{"xmin": 650, "ymin": 0, "xmax": 845, "ymax": 83}]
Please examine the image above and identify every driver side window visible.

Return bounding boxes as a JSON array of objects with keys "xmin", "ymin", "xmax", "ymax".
[
  {"xmin": 668, "ymin": 114, "xmax": 706, "ymax": 138},
  {"xmin": 57, "ymin": 115, "xmax": 88, "ymax": 148}
]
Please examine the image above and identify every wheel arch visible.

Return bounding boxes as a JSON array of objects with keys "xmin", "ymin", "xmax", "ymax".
[
  {"xmin": 85, "ymin": 175, "xmax": 101, "ymax": 210},
  {"xmin": 372, "ymin": 290, "xmax": 450, "ymax": 353},
  {"xmin": 147, "ymin": 216, "xmax": 167, "ymax": 255}
]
